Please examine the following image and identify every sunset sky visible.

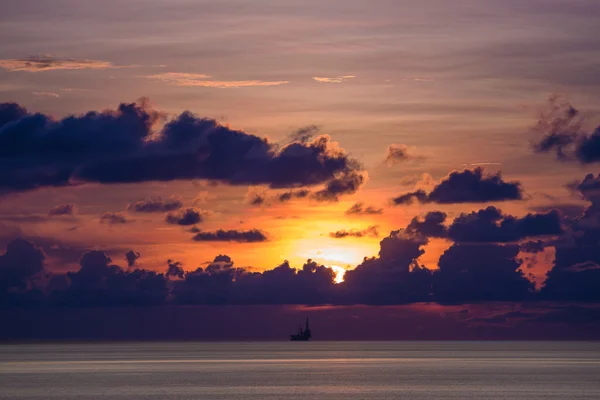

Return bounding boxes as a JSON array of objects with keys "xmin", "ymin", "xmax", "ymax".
[{"xmin": 1, "ymin": 0, "xmax": 600, "ymax": 337}]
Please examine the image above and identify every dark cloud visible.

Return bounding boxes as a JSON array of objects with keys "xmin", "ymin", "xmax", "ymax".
[
  {"xmin": 166, "ymin": 260, "xmax": 185, "ymax": 279},
  {"xmin": 288, "ymin": 125, "xmax": 320, "ymax": 144},
  {"xmin": 212, "ymin": 254, "xmax": 233, "ymax": 264},
  {"xmin": 52, "ymin": 250, "xmax": 168, "ymax": 307},
  {"xmin": 405, "ymin": 211, "xmax": 448, "ymax": 238},
  {"xmin": 345, "ymin": 202, "xmax": 383, "ymax": 216},
  {"xmin": 248, "ymin": 189, "xmax": 311, "ymax": 205},
  {"xmin": 0, "ymin": 101, "xmax": 363, "ymax": 197},
  {"xmin": 520, "ymin": 240, "xmax": 546, "ymax": 253},
  {"xmin": 542, "ymin": 263, "xmax": 600, "ymax": 301},
  {"xmin": 384, "ymin": 144, "xmax": 421, "ymax": 165},
  {"xmin": 313, "ymin": 170, "xmax": 365, "ymax": 202},
  {"xmin": 403, "ymin": 207, "xmax": 562, "ymax": 243},
  {"xmin": 277, "ymin": 189, "xmax": 310, "ymax": 203},
  {"xmin": 165, "ymin": 208, "xmax": 207, "ymax": 226},
  {"xmin": 532, "ymin": 96, "xmax": 600, "ymax": 163},
  {"xmin": 392, "ymin": 168, "xmax": 523, "ymax": 205},
  {"xmin": 248, "ymin": 192, "xmax": 266, "ymax": 206},
  {"xmin": 191, "ymin": 229, "xmax": 267, "ymax": 243},
  {"xmin": 341, "ymin": 230, "xmax": 433, "ymax": 304},
  {"xmin": 447, "ymin": 207, "xmax": 563, "ymax": 243},
  {"xmin": 48, "ymin": 204, "xmax": 77, "ymax": 216},
  {"xmin": 329, "ymin": 225, "xmax": 379, "ymax": 239},
  {"xmin": 391, "ymin": 189, "xmax": 428, "ymax": 205},
  {"xmin": 434, "ymin": 244, "xmax": 534, "ymax": 303},
  {"xmin": 0, "ymin": 238, "xmax": 45, "ymax": 294},
  {"xmin": 127, "ymin": 197, "xmax": 183, "ymax": 213},
  {"xmin": 0, "ymin": 103, "xmax": 28, "ymax": 129},
  {"xmin": 237, "ymin": 260, "xmax": 335, "ymax": 305},
  {"xmin": 171, "ymin": 257, "xmax": 336, "ymax": 305},
  {"xmin": 125, "ymin": 250, "xmax": 140, "ymax": 268},
  {"xmin": 539, "ymin": 173, "xmax": 600, "ymax": 301},
  {"xmin": 571, "ymin": 173, "xmax": 600, "ymax": 198},
  {"xmin": 528, "ymin": 203, "xmax": 587, "ymax": 219},
  {"xmin": 171, "ymin": 258, "xmax": 246, "ymax": 305},
  {"xmin": 99, "ymin": 212, "xmax": 132, "ymax": 225}
]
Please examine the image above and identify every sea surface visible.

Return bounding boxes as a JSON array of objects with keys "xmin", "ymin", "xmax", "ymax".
[{"xmin": 1, "ymin": 342, "xmax": 599, "ymax": 399}]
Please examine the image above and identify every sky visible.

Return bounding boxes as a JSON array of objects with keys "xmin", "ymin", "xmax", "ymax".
[{"xmin": 1, "ymin": 0, "xmax": 600, "ymax": 339}]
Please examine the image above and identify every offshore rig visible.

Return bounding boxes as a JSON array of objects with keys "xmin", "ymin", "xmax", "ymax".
[{"xmin": 290, "ymin": 318, "xmax": 311, "ymax": 341}]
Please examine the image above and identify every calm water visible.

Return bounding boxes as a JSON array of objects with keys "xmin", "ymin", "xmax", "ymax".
[{"xmin": 1, "ymin": 342, "xmax": 600, "ymax": 399}]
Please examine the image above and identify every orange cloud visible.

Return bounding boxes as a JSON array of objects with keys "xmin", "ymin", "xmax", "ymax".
[
  {"xmin": 0, "ymin": 56, "xmax": 116, "ymax": 72},
  {"xmin": 32, "ymin": 91, "xmax": 60, "ymax": 98},
  {"xmin": 144, "ymin": 72, "xmax": 289, "ymax": 88},
  {"xmin": 313, "ymin": 75, "xmax": 355, "ymax": 83}
]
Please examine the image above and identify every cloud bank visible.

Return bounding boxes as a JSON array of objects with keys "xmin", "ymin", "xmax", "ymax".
[
  {"xmin": 0, "ymin": 99, "xmax": 364, "ymax": 198},
  {"xmin": 393, "ymin": 168, "xmax": 523, "ymax": 204}
]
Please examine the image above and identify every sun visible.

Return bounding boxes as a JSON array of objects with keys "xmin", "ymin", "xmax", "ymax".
[{"xmin": 327, "ymin": 265, "xmax": 347, "ymax": 284}]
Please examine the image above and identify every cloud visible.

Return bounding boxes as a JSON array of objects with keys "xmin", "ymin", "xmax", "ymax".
[
  {"xmin": 391, "ymin": 189, "xmax": 428, "ymax": 205},
  {"xmin": 399, "ymin": 173, "xmax": 435, "ymax": 188},
  {"xmin": 143, "ymin": 72, "xmax": 289, "ymax": 88},
  {"xmin": 341, "ymin": 230, "xmax": 432, "ymax": 304},
  {"xmin": 172, "ymin": 258, "xmax": 335, "ymax": 305},
  {"xmin": 384, "ymin": 144, "xmax": 421, "ymax": 165},
  {"xmin": 313, "ymin": 170, "xmax": 366, "ymax": 202},
  {"xmin": 0, "ymin": 238, "xmax": 45, "ymax": 294},
  {"xmin": 288, "ymin": 125, "xmax": 320, "ymax": 144},
  {"xmin": 532, "ymin": 96, "xmax": 600, "ymax": 164},
  {"xmin": 329, "ymin": 225, "xmax": 379, "ymax": 239},
  {"xmin": 166, "ymin": 260, "xmax": 185, "ymax": 279},
  {"xmin": 528, "ymin": 203, "xmax": 587, "ymax": 219},
  {"xmin": 345, "ymin": 202, "xmax": 383, "ymax": 216},
  {"xmin": 0, "ymin": 100, "xmax": 363, "ymax": 197},
  {"xmin": 32, "ymin": 92, "xmax": 60, "ymax": 98},
  {"xmin": 277, "ymin": 189, "xmax": 310, "ymax": 203},
  {"xmin": 405, "ymin": 211, "xmax": 448, "ymax": 238},
  {"xmin": 538, "ymin": 173, "xmax": 600, "ymax": 301},
  {"xmin": 48, "ymin": 204, "xmax": 77, "ymax": 216},
  {"xmin": 434, "ymin": 243, "xmax": 534, "ymax": 302},
  {"xmin": 99, "ymin": 212, "xmax": 132, "ymax": 225},
  {"xmin": 0, "ymin": 215, "xmax": 596, "ymax": 307},
  {"xmin": 125, "ymin": 250, "xmax": 140, "ymax": 267},
  {"xmin": 404, "ymin": 207, "xmax": 563, "ymax": 244},
  {"xmin": 542, "ymin": 263, "xmax": 600, "ymax": 301},
  {"xmin": 427, "ymin": 168, "xmax": 523, "ymax": 203},
  {"xmin": 447, "ymin": 207, "xmax": 563, "ymax": 243},
  {"xmin": 0, "ymin": 103, "xmax": 27, "ymax": 128},
  {"xmin": 165, "ymin": 208, "xmax": 208, "ymax": 226},
  {"xmin": 571, "ymin": 173, "xmax": 600, "ymax": 197},
  {"xmin": 127, "ymin": 197, "xmax": 183, "ymax": 213},
  {"xmin": 313, "ymin": 76, "xmax": 355, "ymax": 83},
  {"xmin": 247, "ymin": 189, "xmax": 311, "ymax": 205},
  {"xmin": 0, "ymin": 56, "xmax": 115, "ymax": 72},
  {"xmin": 520, "ymin": 240, "xmax": 546, "ymax": 253},
  {"xmin": 247, "ymin": 189, "xmax": 267, "ymax": 206},
  {"xmin": 191, "ymin": 229, "xmax": 267, "ymax": 243},
  {"xmin": 53, "ymin": 250, "xmax": 168, "ymax": 307},
  {"xmin": 392, "ymin": 168, "xmax": 523, "ymax": 205}
]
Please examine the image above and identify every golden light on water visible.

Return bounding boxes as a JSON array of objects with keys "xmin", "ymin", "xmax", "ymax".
[{"xmin": 327, "ymin": 265, "xmax": 347, "ymax": 284}]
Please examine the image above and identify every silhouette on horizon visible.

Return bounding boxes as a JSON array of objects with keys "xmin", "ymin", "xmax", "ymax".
[{"xmin": 290, "ymin": 318, "xmax": 311, "ymax": 341}]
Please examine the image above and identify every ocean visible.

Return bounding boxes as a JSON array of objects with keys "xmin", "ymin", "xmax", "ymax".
[{"xmin": 1, "ymin": 342, "xmax": 599, "ymax": 399}]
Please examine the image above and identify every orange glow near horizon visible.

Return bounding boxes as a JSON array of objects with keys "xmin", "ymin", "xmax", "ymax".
[
  {"xmin": 291, "ymin": 238, "xmax": 379, "ymax": 268},
  {"xmin": 327, "ymin": 265, "xmax": 347, "ymax": 283}
]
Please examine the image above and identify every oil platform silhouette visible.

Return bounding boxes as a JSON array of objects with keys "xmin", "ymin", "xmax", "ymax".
[{"xmin": 290, "ymin": 318, "xmax": 311, "ymax": 341}]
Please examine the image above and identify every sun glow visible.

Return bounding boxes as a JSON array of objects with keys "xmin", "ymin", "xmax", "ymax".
[{"xmin": 327, "ymin": 265, "xmax": 347, "ymax": 284}]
